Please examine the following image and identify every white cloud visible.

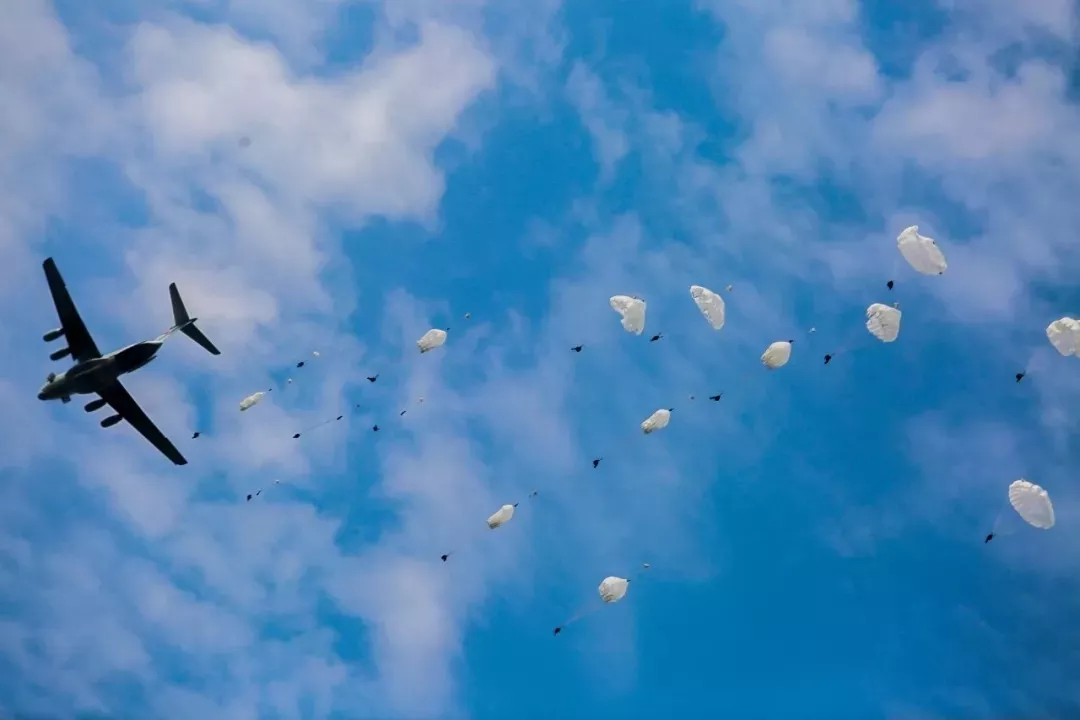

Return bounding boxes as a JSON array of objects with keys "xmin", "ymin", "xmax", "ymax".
[{"xmin": 566, "ymin": 61, "xmax": 630, "ymax": 182}]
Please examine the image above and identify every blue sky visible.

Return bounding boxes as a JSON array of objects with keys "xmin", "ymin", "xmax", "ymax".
[{"xmin": 1, "ymin": 0, "xmax": 1080, "ymax": 717}]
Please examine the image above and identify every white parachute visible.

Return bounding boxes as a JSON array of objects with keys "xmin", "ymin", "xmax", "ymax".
[
  {"xmin": 417, "ymin": 328, "xmax": 447, "ymax": 353},
  {"xmin": 609, "ymin": 295, "xmax": 647, "ymax": 335},
  {"xmin": 239, "ymin": 391, "xmax": 267, "ymax": 411},
  {"xmin": 761, "ymin": 341, "xmax": 792, "ymax": 369},
  {"xmin": 641, "ymin": 408, "xmax": 671, "ymax": 434},
  {"xmin": 1046, "ymin": 317, "xmax": 1080, "ymax": 357},
  {"xmin": 1008, "ymin": 479, "xmax": 1055, "ymax": 529},
  {"xmin": 896, "ymin": 226, "xmax": 947, "ymax": 275},
  {"xmin": 865, "ymin": 303, "xmax": 902, "ymax": 343},
  {"xmin": 486, "ymin": 504, "xmax": 516, "ymax": 529},
  {"xmin": 598, "ymin": 576, "xmax": 629, "ymax": 603},
  {"xmin": 689, "ymin": 285, "xmax": 726, "ymax": 330}
]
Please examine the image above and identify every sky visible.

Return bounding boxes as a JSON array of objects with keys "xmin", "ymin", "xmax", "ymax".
[{"xmin": 1, "ymin": 0, "xmax": 1080, "ymax": 717}]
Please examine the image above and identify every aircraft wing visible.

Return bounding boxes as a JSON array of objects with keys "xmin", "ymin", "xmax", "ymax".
[
  {"xmin": 98, "ymin": 380, "xmax": 188, "ymax": 466},
  {"xmin": 42, "ymin": 258, "xmax": 101, "ymax": 362}
]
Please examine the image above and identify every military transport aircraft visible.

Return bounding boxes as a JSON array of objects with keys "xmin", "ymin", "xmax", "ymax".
[{"xmin": 36, "ymin": 258, "xmax": 220, "ymax": 465}]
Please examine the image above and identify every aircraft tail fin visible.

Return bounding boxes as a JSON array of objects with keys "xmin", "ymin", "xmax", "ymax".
[{"xmin": 169, "ymin": 283, "xmax": 221, "ymax": 355}]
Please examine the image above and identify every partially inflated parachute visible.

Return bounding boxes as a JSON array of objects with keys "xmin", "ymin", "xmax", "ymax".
[
  {"xmin": 865, "ymin": 303, "xmax": 901, "ymax": 342},
  {"xmin": 689, "ymin": 285, "xmax": 726, "ymax": 330},
  {"xmin": 609, "ymin": 295, "xmax": 647, "ymax": 335},
  {"xmin": 1008, "ymin": 479, "xmax": 1055, "ymax": 529},
  {"xmin": 761, "ymin": 341, "xmax": 792, "ymax": 369},
  {"xmin": 897, "ymin": 226, "xmax": 947, "ymax": 275},
  {"xmin": 1046, "ymin": 318, "xmax": 1080, "ymax": 357},
  {"xmin": 239, "ymin": 390, "xmax": 268, "ymax": 411},
  {"xmin": 417, "ymin": 329, "xmax": 447, "ymax": 353},
  {"xmin": 598, "ymin": 576, "xmax": 629, "ymax": 603},
  {"xmin": 641, "ymin": 408, "xmax": 671, "ymax": 434},
  {"xmin": 486, "ymin": 504, "xmax": 516, "ymax": 529}
]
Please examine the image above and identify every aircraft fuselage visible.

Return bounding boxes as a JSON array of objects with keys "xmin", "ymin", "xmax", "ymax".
[{"xmin": 37, "ymin": 339, "xmax": 162, "ymax": 401}]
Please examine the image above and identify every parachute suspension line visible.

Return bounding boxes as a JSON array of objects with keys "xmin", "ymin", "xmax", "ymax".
[
  {"xmin": 886, "ymin": 254, "xmax": 901, "ymax": 291},
  {"xmin": 292, "ymin": 404, "xmax": 367, "ymax": 439},
  {"xmin": 823, "ymin": 325, "xmax": 867, "ymax": 365},
  {"xmin": 291, "ymin": 414, "xmax": 346, "ymax": 439},
  {"xmin": 554, "ymin": 570, "xmax": 645, "ymax": 636},
  {"xmin": 557, "ymin": 603, "xmax": 603, "ymax": 632},
  {"xmin": 439, "ymin": 491, "xmax": 540, "ymax": 563}
]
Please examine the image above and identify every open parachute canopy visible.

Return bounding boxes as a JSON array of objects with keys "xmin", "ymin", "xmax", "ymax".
[
  {"xmin": 1008, "ymin": 479, "xmax": 1055, "ymax": 529},
  {"xmin": 239, "ymin": 390, "xmax": 268, "ymax": 411},
  {"xmin": 598, "ymin": 576, "xmax": 629, "ymax": 603},
  {"xmin": 689, "ymin": 285, "xmax": 726, "ymax": 330},
  {"xmin": 761, "ymin": 340, "xmax": 792, "ymax": 369},
  {"xmin": 1046, "ymin": 317, "xmax": 1080, "ymax": 357},
  {"xmin": 897, "ymin": 226, "xmax": 947, "ymax": 275},
  {"xmin": 609, "ymin": 295, "xmax": 647, "ymax": 335},
  {"xmin": 486, "ymin": 504, "xmax": 516, "ymax": 529},
  {"xmin": 865, "ymin": 303, "xmax": 901, "ymax": 343},
  {"xmin": 641, "ymin": 408, "xmax": 672, "ymax": 434},
  {"xmin": 417, "ymin": 328, "xmax": 447, "ymax": 353}
]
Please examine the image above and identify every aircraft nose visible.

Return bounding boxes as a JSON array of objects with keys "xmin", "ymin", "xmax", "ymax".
[{"xmin": 37, "ymin": 386, "xmax": 47, "ymax": 400}]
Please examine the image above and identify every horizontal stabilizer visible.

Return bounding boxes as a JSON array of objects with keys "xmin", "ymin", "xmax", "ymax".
[{"xmin": 169, "ymin": 282, "xmax": 221, "ymax": 355}]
